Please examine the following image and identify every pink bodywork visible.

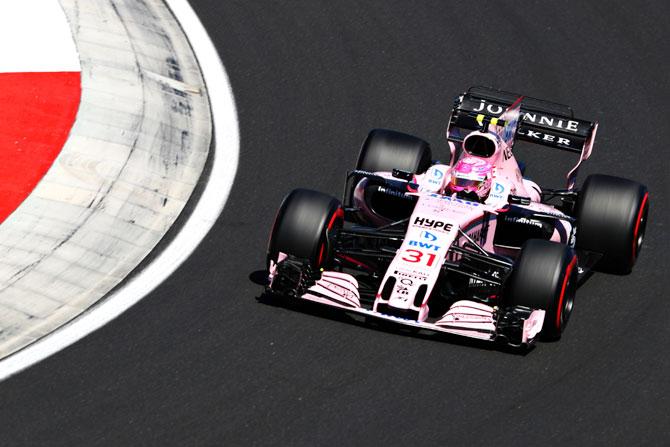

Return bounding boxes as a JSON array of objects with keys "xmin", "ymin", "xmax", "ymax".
[{"xmin": 270, "ymin": 99, "xmax": 580, "ymax": 345}]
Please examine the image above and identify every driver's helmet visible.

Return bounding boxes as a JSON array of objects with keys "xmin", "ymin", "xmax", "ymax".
[{"xmin": 448, "ymin": 157, "xmax": 493, "ymax": 200}]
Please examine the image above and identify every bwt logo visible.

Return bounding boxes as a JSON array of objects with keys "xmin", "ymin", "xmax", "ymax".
[
  {"xmin": 414, "ymin": 217, "xmax": 454, "ymax": 231},
  {"xmin": 420, "ymin": 231, "xmax": 438, "ymax": 242},
  {"xmin": 408, "ymin": 240, "xmax": 441, "ymax": 251}
]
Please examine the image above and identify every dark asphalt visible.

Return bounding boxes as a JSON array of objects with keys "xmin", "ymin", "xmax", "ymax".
[{"xmin": 1, "ymin": 1, "xmax": 669, "ymax": 445}]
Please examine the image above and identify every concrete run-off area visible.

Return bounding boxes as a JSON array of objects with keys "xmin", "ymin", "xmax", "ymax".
[{"xmin": 0, "ymin": 0, "xmax": 212, "ymax": 357}]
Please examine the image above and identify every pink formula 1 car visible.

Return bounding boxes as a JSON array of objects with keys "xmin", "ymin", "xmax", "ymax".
[{"xmin": 265, "ymin": 87, "xmax": 650, "ymax": 347}]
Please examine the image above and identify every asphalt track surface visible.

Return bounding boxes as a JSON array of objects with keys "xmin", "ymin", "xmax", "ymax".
[{"xmin": 1, "ymin": 1, "xmax": 669, "ymax": 445}]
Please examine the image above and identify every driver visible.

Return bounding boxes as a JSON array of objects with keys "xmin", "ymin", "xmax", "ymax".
[{"xmin": 446, "ymin": 157, "xmax": 493, "ymax": 202}]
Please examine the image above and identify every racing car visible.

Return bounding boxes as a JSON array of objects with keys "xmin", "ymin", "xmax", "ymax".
[{"xmin": 264, "ymin": 86, "xmax": 650, "ymax": 347}]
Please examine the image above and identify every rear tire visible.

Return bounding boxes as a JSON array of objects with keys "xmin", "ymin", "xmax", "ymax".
[
  {"xmin": 356, "ymin": 129, "xmax": 432, "ymax": 174},
  {"xmin": 575, "ymin": 174, "xmax": 649, "ymax": 274},
  {"xmin": 267, "ymin": 189, "xmax": 342, "ymax": 269},
  {"xmin": 505, "ymin": 239, "xmax": 578, "ymax": 340}
]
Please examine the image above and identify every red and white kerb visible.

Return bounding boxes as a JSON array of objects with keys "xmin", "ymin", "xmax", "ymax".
[{"xmin": 0, "ymin": 0, "xmax": 81, "ymax": 222}]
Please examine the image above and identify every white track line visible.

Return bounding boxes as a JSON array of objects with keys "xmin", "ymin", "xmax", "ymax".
[{"xmin": 0, "ymin": 0, "xmax": 239, "ymax": 381}]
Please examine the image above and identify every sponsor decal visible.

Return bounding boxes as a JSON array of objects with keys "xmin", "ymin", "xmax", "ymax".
[
  {"xmin": 424, "ymin": 166, "xmax": 445, "ymax": 189},
  {"xmin": 394, "ymin": 277, "xmax": 414, "ymax": 299},
  {"xmin": 460, "ymin": 157, "xmax": 490, "ymax": 170},
  {"xmin": 393, "ymin": 270, "xmax": 427, "ymax": 281},
  {"xmin": 321, "ymin": 281, "xmax": 358, "ymax": 301},
  {"xmin": 408, "ymin": 240, "xmax": 441, "ymax": 251},
  {"xmin": 522, "ymin": 112, "xmax": 580, "ymax": 133},
  {"xmin": 504, "ymin": 215, "xmax": 544, "ymax": 229},
  {"xmin": 503, "ymin": 146, "xmax": 513, "ymax": 161},
  {"xmin": 413, "ymin": 216, "xmax": 454, "ymax": 232},
  {"xmin": 517, "ymin": 128, "xmax": 572, "ymax": 146},
  {"xmin": 395, "ymin": 284, "xmax": 410, "ymax": 296},
  {"xmin": 377, "ymin": 186, "xmax": 411, "ymax": 200},
  {"xmin": 428, "ymin": 193, "xmax": 480, "ymax": 207},
  {"xmin": 401, "ymin": 249, "xmax": 438, "ymax": 267},
  {"xmin": 448, "ymin": 313, "xmax": 491, "ymax": 322},
  {"xmin": 472, "ymin": 100, "xmax": 504, "ymax": 115},
  {"xmin": 487, "ymin": 181, "xmax": 507, "ymax": 202},
  {"xmin": 420, "ymin": 230, "xmax": 438, "ymax": 242},
  {"xmin": 468, "ymin": 99, "xmax": 582, "ymax": 133}
]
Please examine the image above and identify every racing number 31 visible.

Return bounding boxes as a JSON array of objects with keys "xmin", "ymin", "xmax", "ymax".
[{"xmin": 401, "ymin": 249, "xmax": 437, "ymax": 267}]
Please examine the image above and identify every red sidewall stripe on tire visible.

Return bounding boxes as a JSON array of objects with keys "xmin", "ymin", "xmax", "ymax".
[
  {"xmin": 0, "ymin": 71, "xmax": 81, "ymax": 222},
  {"xmin": 631, "ymin": 192, "xmax": 649, "ymax": 263},
  {"xmin": 317, "ymin": 207, "xmax": 344, "ymax": 266},
  {"xmin": 555, "ymin": 256, "xmax": 577, "ymax": 330}
]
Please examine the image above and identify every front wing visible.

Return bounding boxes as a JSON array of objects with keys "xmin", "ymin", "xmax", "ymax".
[{"xmin": 269, "ymin": 256, "xmax": 545, "ymax": 347}]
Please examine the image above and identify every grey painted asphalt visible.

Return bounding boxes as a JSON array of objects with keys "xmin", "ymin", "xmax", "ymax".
[{"xmin": 0, "ymin": 1, "xmax": 669, "ymax": 445}]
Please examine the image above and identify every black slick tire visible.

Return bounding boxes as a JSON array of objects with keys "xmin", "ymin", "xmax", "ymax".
[
  {"xmin": 575, "ymin": 174, "xmax": 649, "ymax": 274},
  {"xmin": 505, "ymin": 239, "xmax": 578, "ymax": 340},
  {"xmin": 267, "ymin": 189, "xmax": 342, "ymax": 269},
  {"xmin": 356, "ymin": 129, "xmax": 432, "ymax": 174}
]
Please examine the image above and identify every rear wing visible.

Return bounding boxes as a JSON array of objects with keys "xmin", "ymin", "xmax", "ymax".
[
  {"xmin": 448, "ymin": 86, "xmax": 597, "ymax": 154},
  {"xmin": 447, "ymin": 86, "xmax": 598, "ymax": 188}
]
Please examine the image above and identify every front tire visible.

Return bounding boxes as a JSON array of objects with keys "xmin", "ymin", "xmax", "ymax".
[
  {"xmin": 575, "ymin": 174, "xmax": 649, "ymax": 274},
  {"xmin": 505, "ymin": 239, "xmax": 578, "ymax": 340},
  {"xmin": 267, "ymin": 189, "xmax": 343, "ymax": 269}
]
